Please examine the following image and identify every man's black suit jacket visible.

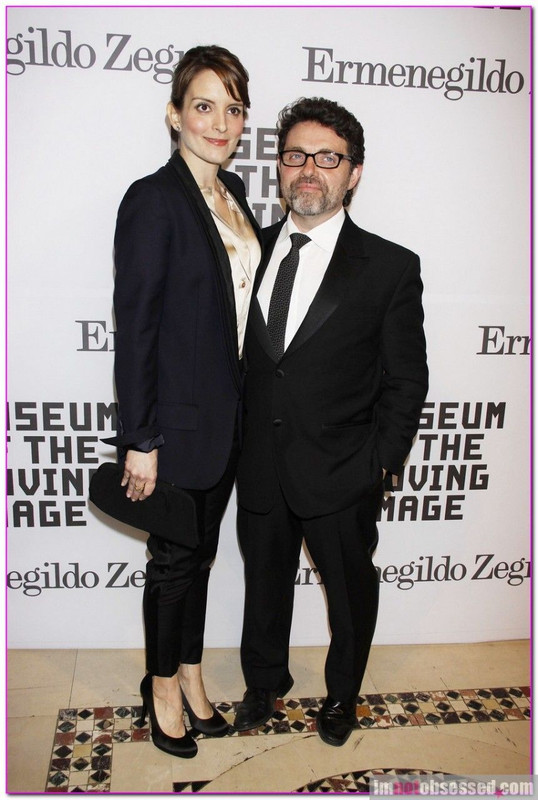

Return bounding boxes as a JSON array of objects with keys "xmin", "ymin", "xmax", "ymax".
[
  {"xmin": 107, "ymin": 151, "xmax": 261, "ymax": 490},
  {"xmin": 237, "ymin": 213, "xmax": 428, "ymax": 518}
]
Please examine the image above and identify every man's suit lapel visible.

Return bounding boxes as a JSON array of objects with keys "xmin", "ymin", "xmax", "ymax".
[
  {"xmin": 250, "ymin": 214, "xmax": 370, "ymax": 363},
  {"xmin": 285, "ymin": 215, "xmax": 369, "ymax": 359},
  {"xmin": 248, "ymin": 219, "xmax": 284, "ymax": 361},
  {"xmin": 253, "ymin": 219, "xmax": 282, "ymax": 293}
]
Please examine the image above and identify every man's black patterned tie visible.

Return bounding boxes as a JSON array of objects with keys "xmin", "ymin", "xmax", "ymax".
[{"xmin": 266, "ymin": 233, "xmax": 310, "ymax": 360}]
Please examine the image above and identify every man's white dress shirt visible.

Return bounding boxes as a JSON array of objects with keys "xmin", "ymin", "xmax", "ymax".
[{"xmin": 257, "ymin": 209, "xmax": 346, "ymax": 351}]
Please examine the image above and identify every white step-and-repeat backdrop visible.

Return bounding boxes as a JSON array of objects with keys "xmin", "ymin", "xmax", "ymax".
[{"xmin": 7, "ymin": 6, "xmax": 530, "ymax": 648}]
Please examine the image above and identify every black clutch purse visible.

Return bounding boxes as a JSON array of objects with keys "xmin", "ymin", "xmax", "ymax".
[{"xmin": 89, "ymin": 462, "xmax": 198, "ymax": 548}]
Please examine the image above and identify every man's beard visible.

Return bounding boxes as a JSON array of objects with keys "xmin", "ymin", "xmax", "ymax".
[{"xmin": 284, "ymin": 177, "xmax": 340, "ymax": 217}]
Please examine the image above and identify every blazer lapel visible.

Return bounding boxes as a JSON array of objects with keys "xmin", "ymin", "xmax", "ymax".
[
  {"xmin": 170, "ymin": 152, "xmax": 237, "ymax": 311},
  {"xmin": 254, "ymin": 220, "xmax": 282, "ymax": 292},
  {"xmin": 284, "ymin": 215, "xmax": 370, "ymax": 359},
  {"xmin": 248, "ymin": 219, "xmax": 285, "ymax": 361},
  {"xmin": 169, "ymin": 152, "xmax": 254, "ymax": 390},
  {"xmin": 249, "ymin": 298, "xmax": 275, "ymax": 357}
]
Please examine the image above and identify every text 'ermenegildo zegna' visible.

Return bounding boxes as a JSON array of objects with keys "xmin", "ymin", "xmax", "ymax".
[
  {"xmin": 6, "ymin": 28, "xmax": 526, "ymax": 101},
  {"xmin": 6, "ymin": 553, "xmax": 530, "ymax": 597}
]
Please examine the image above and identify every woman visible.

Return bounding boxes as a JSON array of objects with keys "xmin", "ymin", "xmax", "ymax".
[{"xmin": 107, "ymin": 45, "xmax": 261, "ymax": 758}]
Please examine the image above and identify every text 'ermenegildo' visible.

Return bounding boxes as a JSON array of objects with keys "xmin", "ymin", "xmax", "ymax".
[
  {"xmin": 6, "ymin": 29, "xmax": 526, "ymax": 101},
  {"xmin": 7, "ymin": 554, "xmax": 530, "ymax": 597},
  {"xmin": 297, "ymin": 553, "xmax": 530, "ymax": 589},
  {"xmin": 302, "ymin": 47, "xmax": 525, "ymax": 101}
]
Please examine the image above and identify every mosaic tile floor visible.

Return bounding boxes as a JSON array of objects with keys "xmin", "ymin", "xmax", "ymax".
[
  {"xmin": 295, "ymin": 769, "xmax": 451, "ymax": 794},
  {"xmin": 46, "ymin": 685, "xmax": 530, "ymax": 792},
  {"xmin": 175, "ymin": 769, "xmax": 454, "ymax": 794}
]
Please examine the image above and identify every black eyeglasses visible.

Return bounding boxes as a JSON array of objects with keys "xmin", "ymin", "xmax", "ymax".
[{"xmin": 279, "ymin": 150, "xmax": 353, "ymax": 169}]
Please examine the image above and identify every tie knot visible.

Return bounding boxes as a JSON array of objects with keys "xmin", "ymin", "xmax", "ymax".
[{"xmin": 290, "ymin": 232, "xmax": 310, "ymax": 251}]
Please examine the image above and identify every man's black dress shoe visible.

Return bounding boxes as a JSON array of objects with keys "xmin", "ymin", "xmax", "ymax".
[
  {"xmin": 233, "ymin": 674, "xmax": 294, "ymax": 731},
  {"xmin": 317, "ymin": 696, "xmax": 358, "ymax": 746}
]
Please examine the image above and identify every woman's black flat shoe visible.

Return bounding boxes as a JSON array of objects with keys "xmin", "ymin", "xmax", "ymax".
[
  {"xmin": 181, "ymin": 690, "xmax": 230, "ymax": 737},
  {"xmin": 139, "ymin": 674, "xmax": 198, "ymax": 758}
]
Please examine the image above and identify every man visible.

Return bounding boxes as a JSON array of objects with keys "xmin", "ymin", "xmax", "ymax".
[{"xmin": 234, "ymin": 97, "xmax": 428, "ymax": 746}]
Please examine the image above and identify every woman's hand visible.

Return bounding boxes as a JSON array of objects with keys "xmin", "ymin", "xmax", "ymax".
[{"xmin": 122, "ymin": 449, "xmax": 158, "ymax": 502}]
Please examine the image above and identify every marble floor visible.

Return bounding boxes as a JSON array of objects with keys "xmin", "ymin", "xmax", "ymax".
[{"xmin": 7, "ymin": 640, "xmax": 531, "ymax": 794}]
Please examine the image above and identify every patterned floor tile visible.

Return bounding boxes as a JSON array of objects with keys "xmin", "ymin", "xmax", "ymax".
[
  {"xmin": 45, "ymin": 687, "xmax": 530, "ymax": 792},
  {"xmin": 295, "ymin": 768, "xmax": 451, "ymax": 793}
]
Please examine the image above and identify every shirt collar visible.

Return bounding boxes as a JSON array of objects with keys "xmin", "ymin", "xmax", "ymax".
[{"xmin": 283, "ymin": 208, "xmax": 346, "ymax": 253}]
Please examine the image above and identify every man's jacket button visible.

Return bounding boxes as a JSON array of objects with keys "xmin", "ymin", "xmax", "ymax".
[
  {"xmin": 275, "ymin": 369, "xmax": 285, "ymax": 378},
  {"xmin": 273, "ymin": 418, "xmax": 282, "ymax": 426}
]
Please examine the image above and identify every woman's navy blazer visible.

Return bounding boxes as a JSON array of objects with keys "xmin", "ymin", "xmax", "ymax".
[{"xmin": 106, "ymin": 151, "xmax": 262, "ymax": 490}]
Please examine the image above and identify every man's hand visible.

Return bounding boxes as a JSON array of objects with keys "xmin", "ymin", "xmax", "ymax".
[
  {"xmin": 121, "ymin": 449, "xmax": 158, "ymax": 502},
  {"xmin": 382, "ymin": 468, "xmax": 399, "ymax": 489}
]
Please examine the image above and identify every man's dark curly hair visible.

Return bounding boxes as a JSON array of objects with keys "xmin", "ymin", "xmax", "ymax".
[{"xmin": 276, "ymin": 97, "xmax": 365, "ymax": 208}]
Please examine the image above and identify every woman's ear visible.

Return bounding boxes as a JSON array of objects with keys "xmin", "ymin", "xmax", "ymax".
[{"xmin": 166, "ymin": 101, "xmax": 181, "ymax": 132}]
